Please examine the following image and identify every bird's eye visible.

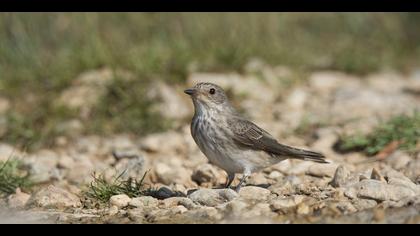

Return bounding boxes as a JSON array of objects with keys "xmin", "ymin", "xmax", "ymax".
[{"xmin": 209, "ymin": 88, "xmax": 215, "ymax": 94}]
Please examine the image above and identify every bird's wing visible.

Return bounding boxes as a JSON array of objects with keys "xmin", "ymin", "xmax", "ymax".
[{"xmin": 228, "ymin": 117, "xmax": 327, "ymax": 163}]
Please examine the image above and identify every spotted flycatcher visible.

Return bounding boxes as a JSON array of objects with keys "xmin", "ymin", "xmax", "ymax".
[{"xmin": 185, "ymin": 82, "xmax": 327, "ymax": 191}]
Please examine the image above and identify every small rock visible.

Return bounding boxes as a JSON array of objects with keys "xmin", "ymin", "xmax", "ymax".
[
  {"xmin": 107, "ymin": 206, "xmax": 119, "ymax": 216},
  {"xmin": 353, "ymin": 179, "xmax": 417, "ymax": 202},
  {"xmin": 387, "ymin": 177, "xmax": 419, "ymax": 195},
  {"xmin": 154, "ymin": 162, "xmax": 192, "ymax": 186},
  {"xmin": 270, "ymin": 195, "xmax": 305, "ymax": 211},
  {"xmin": 307, "ymin": 163, "xmax": 338, "ymax": 178},
  {"xmin": 382, "ymin": 195, "xmax": 420, "ymax": 208},
  {"xmin": 352, "ymin": 199, "xmax": 378, "ymax": 211},
  {"xmin": 296, "ymin": 203, "xmax": 310, "ymax": 215},
  {"xmin": 65, "ymin": 161, "xmax": 94, "ymax": 184},
  {"xmin": 219, "ymin": 200, "xmax": 249, "ymax": 217},
  {"xmin": 28, "ymin": 185, "xmax": 81, "ymax": 209},
  {"xmin": 386, "ymin": 151, "xmax": 412, "ymax": 170},
  {"xmin": 152, "ymin": 186, "xmax": 182, "ymax": 200},
  {"xmin": 112, "ymin": 148, "xmax": 141, "ymax": 160},
  {"xmin": 161, "ymin": 197, "xmax": 197, "ymax": 210},
  {"xmin": 403, "ymin": 159, "xmax": 420, "ymax": 183},
  {"xmin": 169, "ymin": 205, "xmax": 189, "ymax": 215},
  {"xmin": 127, "ymin": 209, "xmax": 145, "ymax": 222},
  {"xmin": 188, "ymin": 189, "xmax": 238, "ymax": 207},
  {"xmin": 284, "ymin": 161, "xmax": 313, "ymax": 176},
  {"xmin": 243, "ymin": 203, "xmax": 275, "ymax": 218},
  {"xmin": 182, "ymin": 206, "xmax": 221, "ymax": 222},
  {"xmin": 238, "ymin": 186, "xmax": 271, "ymax": 201},
  {"xmin": 171, "ymin": 183, "xmax": 188, "ymax": 196},
  {"xmin": 191, "ymin": 163, "xmax": 222, "ymax": 185},
  {"xmin": 370, "ymin": 168, "xmax": 386, "ymax": 182},
  {"xmin": 129, "ymin": 196, "xmax": 159, "ymax": 208},
  {"xmin": 110, "ymin": 194, "xmax": 131, "ymax": 208},
  {"xmin": 269, "ymin": 180, "xmax": 295, "ymax": 196},
  {"xmin": 57, "ymin": 155, "xmax": 75, "ymax": 169},
  {"xmin": 114, "ymin": 155, "xmax": 146, "ymax": 180},
  {"xmin": 247, "ymin": 172, "xmax": 270, "ymax": 186},
  {"xmin": 267, "ymin": 171, "xmax": 283, "ymax": 180},
  {"xmin": 335, "ymin": 201, "xmax": 357, "ymax": 214},
  {"xmin": 24, "ymin": 150, "xmax": 61, "ymax": 183},
  {"xmin": 330, "ymin": 165, "xmax": 352, "ymax": 188},
  {"xmin": 7, "ymin": 188, "xmax": 31, "ymax": 209},
  {"xmin": 140, "ymin": 131, "xmax": 185, "ymax": 154}
]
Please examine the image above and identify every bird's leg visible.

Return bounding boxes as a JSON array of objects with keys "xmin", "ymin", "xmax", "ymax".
[
  {"xmin": 235, "ymin": 170, "xmax": 250, "ymax": 192},
  {"xmin": 225, "ymin": 173, "xmax": 235, "ymax": 188}
]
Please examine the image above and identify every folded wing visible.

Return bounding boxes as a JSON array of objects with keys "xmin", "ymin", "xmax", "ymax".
[{"xmin": 228, "ymin": 117, "xmax": 328, "ymax": 163}]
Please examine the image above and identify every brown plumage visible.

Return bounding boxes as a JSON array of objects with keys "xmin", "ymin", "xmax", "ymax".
[{"xmin": 185, "ymin": 82, "xmax": 327, "ymax": 191}]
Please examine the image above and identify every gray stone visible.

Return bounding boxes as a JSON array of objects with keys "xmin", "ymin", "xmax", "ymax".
[
  {"xmin": 403, "ymin": 159, "xmax": 420, "ymax": 183},
  {"xmin": 129, "ymin": 196, "xmax": 159, "ymax": 209},
  {"xmin": 7, "ymin": 188, "xmax": 31, "ymax": 209},
  {"xmin": 269, "ymin": 195, "xmax": 305, "ymax": 211},
  {"xmin": 370, "ymin": 168, "xmax": 386, "ymax": 182},
  {"xmin": 24, "ymin": 150, "xmax": 61, "ymax": 183},
  {"xmin": 243, "ymin": 203, "xmax": 276, "ymax": 218},
  {"xmin": 109, "ymin": 194, "xmax": 131, "ymax": 208},
  {"xmin": 152, "ymin": 186, "xmax": 183, "ymax": 200},
  {"xmin": 114, "ymin": 155, "xmax": 146, "ymax": 180},
  {"xmin": 238, "ymin": 186, "xmax": 272, "ymax": 201},
  {"xmin": 306, "ymin": 163, "xmax": 338, "ymax": 178},
  {"xmin": 140, "ymin": 131, "xmax": 186, "ymax": 154},
  {"xmin": 127, "ymin": 209, "xmax": 145, "ymax": 222},
  {"xmin": 161, "ymin": 197, "xmax": 197, "ymax": 210},
  {"xmin": 28, "ymin": 185, "xmax": 81, "ymax": 209},
  {"xmin": 352, "ymin": 199, "xmax": 378, "ymax": 211},
  {"xmin": 218, "ymin": 199, "xmax": 249, "ymax": 217},
  {"xmin": 188, "ymin": 189, "xmax": 238, "ymax": 207},
  {"xmin": 179, "ymin": 206, "xmax": 222, "ymax": 222},
  {"xmin": 191, "ymin": 163, "xmax": 222, "ymax": 185},
  {"xmin": 107, "ymin": 206, "xmax": 119, "ymax": 216},
  {"xmin": 335, "ymin": 201, "xmax": 357, "ymax": 214},
  {"xmin": 330, "ymin": 165, "xmax": 353, "ymax": 188},
  {"xmin": 386, "ymin": 151, "xmax": 412, "ymax": 170},
  {"xmin": 349, "ymin": 179, "xmax": 417, "ymax": 202},
  {"xmin": 154, "ymin": 162, "xmax": 192, "ymax": 186},
  {"xmin": 247, "ymin": 172, "xmax": 271, "ymax": 186}
]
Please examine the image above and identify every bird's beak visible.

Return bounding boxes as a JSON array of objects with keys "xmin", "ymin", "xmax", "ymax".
[{"xmin": 184, "ymin": 88, "xmax": 196, "ymax": 96}]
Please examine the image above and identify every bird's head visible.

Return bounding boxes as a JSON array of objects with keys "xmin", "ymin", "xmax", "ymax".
[{"xmin": 184, "ymin": 82, "xmax": 230, "ymax": 111}]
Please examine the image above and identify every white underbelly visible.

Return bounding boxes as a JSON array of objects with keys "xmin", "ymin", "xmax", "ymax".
[{"xmin": 200, "ymin": 144, "xmax": 284, "ymax": 174}]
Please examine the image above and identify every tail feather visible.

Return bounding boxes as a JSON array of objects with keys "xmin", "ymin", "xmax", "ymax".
[{"xmin": 275, "ymin": 143, "xmax": 328, "ymax": 164}]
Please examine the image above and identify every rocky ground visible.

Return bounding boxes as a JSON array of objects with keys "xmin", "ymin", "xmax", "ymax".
[{"xmin": 0, "ymin": 65, "xmax": 419, "ymax": 224}]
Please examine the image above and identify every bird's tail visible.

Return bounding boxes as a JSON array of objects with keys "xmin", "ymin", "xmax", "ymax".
[{"xmin": 276, "ymin": 143, "xmax": 328, "ymax": 164}]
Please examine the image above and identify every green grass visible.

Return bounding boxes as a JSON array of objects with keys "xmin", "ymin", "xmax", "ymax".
[
  {"xmin": 335, "ymin": 112, "xmax": 420, "ymax": 156},
  {"xmin": 0, "ymin": 13, "xmax": 419, "ymax": 149},
  {"xmin": 0, "ymin": 159, "xmax": 32, "ymax": 196},
  {"xmin": 84, "ymin": 170, "xmax": 151, "ymax": 203}
]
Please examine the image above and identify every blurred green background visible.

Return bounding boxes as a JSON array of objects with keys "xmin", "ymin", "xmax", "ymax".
[{"xmin": 0, "ymin": 13, "xmax": 419, "ymax": 149}]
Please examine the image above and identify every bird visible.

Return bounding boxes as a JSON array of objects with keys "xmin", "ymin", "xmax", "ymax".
[{"xmin": 184, "ymin": 82, "xmax": 327, "ymax": 192}]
